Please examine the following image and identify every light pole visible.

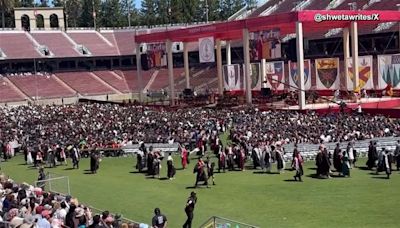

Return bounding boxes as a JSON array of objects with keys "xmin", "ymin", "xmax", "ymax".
[
  {"xmin": 205, "ymin": 0, "xmax": 209, "ymax": 23},
  {"xmin": 127, "ymin": 0, "xmax": 131, "ymax": 27},
  {"xmin": 92, "ymin": 0, "xmax": 96, "ymax": 29}
]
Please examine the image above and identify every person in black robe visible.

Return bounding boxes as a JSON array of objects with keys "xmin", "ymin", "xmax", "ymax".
[
  {"xmin": 333, "ymin": 143, "xmax": 342, "ymax": 173},
  {"xmin": 147, "ymin": 152, "xmax": 154, "ymax": 176},
  {"xmin": 167, "ymin": 153, "xmax": 176, "ymax": 179},
  {"xmin": 316, "ymin": 146, "xmax": 330, "ymax": 178},
  {"xmin": 136, "ymin": 151, "xmax": 143, "ymax": 172},
  {"xmin": 90, "ymin": 151, "xmax": 97, "ymax": 174},
  {"xmin": 394, "ymin": 140, "xmax": 400, "ymax": 171},
  {"xmin": 366, "ymin": 141, "xmax": 377, "ymax": 170}
]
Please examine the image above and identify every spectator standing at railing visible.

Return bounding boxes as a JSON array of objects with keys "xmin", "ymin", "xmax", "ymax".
[
  {"xmin": 151, "ymin": 208, "xmax": 167, "ymax": 228},
  {"xmin": 183, "ymin": 192, "xmax": 197, "ymax": 228}
]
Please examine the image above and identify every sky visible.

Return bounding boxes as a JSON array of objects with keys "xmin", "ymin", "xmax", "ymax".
[{"xmin": 134, "ymin": 0, "xmax": 140, "ymax": 9}]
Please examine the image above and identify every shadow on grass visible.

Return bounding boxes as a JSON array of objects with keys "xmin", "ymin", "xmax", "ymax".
[
  {"xmin": 185, "ymin": 185, "xmax": 210, "ymax": 189},
  {"xmin": 83, "ymin": 172, "xmax": 95, "ymax": 175},
  {"xmin": 371, "ymin": 176, "xmax": 389, "ymax": 179},
  {"xmin": 283, "ymin": 179, "xmax": 298, "ymax": 182},
  {"xmin": 308, "ymin": 167, "xmax": 317, "ymax": 170},
  {"xmin": 253, "ymin": 171, "xmax": 281, "ymax": 175},
  {"xmin": 129, "ymin": 171, "xmax": 142, "ymax": 174},
  {"xmin": 18, "ymin": 163, "xmax": 27, "ymax": 166},
  {"xmin": 306, "ymin": 174, "xmax": 322, "ymax": 179},
  {"xmin": 330, "ymin": 174, "xmax": 347, "ymax": 178},
  {"xmin": 64, "ymin": 168, "xmax": 76, "ymax": 171},
  {"xmin": 357, "ymin": 166, "xmax": 371, "ymax": 171}
]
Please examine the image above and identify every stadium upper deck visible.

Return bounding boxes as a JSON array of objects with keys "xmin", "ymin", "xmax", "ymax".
[{"xmin": 0, "ymin": 0, "xmax": 398, "ymax": 60}]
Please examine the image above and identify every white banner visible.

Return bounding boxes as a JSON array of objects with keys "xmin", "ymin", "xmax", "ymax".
[
  {"xmin": 378, "ymin": 54, "xmax": 400, "ymax": 89},
  {"xmin": 199, "ymin": 37, "xmax": 215, "ymax": 63},
  {"xmin": 264, "ymin": 61, "xmax": 285, "ymax": 90},
  {"xmin": 223, "ymin": 64, "xmax": 241, "ymax": 91},
  {"xmin": 346, "ymin": 55, "xmax": 374, "ymax": 90}
]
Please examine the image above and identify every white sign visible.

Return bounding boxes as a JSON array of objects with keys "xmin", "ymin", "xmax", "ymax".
[{"xmin": 199, "ymin": 37, "xmax": 215, "ymax": 63}]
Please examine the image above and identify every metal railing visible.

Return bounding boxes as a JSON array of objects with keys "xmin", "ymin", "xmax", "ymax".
[
  {"xmin": 200, "ymin": 216, "xmax": 260, "ymax": 228},
  {"xmin": 282, "ymin": 137, "xmax": 400, "ymax": 161}
]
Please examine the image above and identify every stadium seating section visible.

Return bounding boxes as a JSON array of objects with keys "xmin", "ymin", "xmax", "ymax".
[{"xmin": 0, "ymin": 1, "xmax": 399, "ymax": 103}]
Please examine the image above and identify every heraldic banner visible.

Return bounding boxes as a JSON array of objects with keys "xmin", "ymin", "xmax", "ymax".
[
  {"xmin": 265, "ymin": 61, "xmax": 285, "ymax": 90},
  {"xmin": 346, "ymin": 55, "xmax": 373, "ymax": 91},
  {"xmin": 249, "ymin": 29, "xmax": 281, "ymax": 61},
  {"xmin": 315, "ymin": 58, "xmax": 340, "ymax": 90},
  {"xmin": 199, "ymin": 37, "xmax": 215, "ymax": 63},
  {"xmin": 378, "ymin": 54, "xmax": 400, "ymax": 89},
  {"xmin": 242, "ymin": 63, "xmax": 261, "ymax": 90},
  {"xmin": 289, "ymin": 60, "xmax": 311, "ymax": 90},
  {"xmin": 223, "ymin": 64, "xmax": 241, "ymax": 91}
]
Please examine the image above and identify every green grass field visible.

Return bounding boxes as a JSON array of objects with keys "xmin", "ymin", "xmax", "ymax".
[{"xmin": 2, "ymin": 154, "xmax": 400, "ymax": 228}]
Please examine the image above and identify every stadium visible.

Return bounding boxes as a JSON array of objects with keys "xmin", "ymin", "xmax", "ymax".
[{"xmin": 1, "ymin": 0, "xmax": 400, "ymax": 227}]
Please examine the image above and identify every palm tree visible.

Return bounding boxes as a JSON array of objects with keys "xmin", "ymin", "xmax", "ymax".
[{"xmin": 0, "ymin": 0, "xmax": 14, "ymax": 28}]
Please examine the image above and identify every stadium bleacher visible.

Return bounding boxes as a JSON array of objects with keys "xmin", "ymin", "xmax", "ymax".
[
  {"xmin": 149, "ymin": 68, "xmax": 185, "ymax": 91},
  {"xmin": 55, "ymin": 72, "xmax": 115, "ymax": 96},
  {"xmin": 101, "ymin": 30, "xmax": 136, "ymax": 56},
  {"xmin": 0, "ymin": 32, "xmax": 41, "ymax": 59},
  {"xmin": 93, "ymin": 71, "xmax": 130, "ymax": 93},
  {"xmin": 31, "ymin": 31, "xmax": 80, "ymax": 57},
  {"xmin": 0, "ymin": 3, "xmax": 398, "ymax": 104},
  {"xmin": 67, "ymin": 31, "xmax": 119, "ymax": 56},
  {"xmin": 8, "ymin": 73, "xmax": 76, "ymax": 99},
  {"xmin": 0, "ymin": 76, "xmax": 25, "ymax": 102}
]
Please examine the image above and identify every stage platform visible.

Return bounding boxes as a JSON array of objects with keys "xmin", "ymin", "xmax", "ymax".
[
  {"xmin": 279, "ymin": 97, "xmax": 400, "ymax": 117},
  {"xmin": 283, "ymin": 97, "xmax": 400, "ymax": 110}
]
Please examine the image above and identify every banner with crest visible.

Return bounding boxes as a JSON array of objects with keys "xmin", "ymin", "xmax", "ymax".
[
  {"xmin": 289, "ymin": 60, "xmax": 311, "ymax": 90},
  {"xmin": 315, "ymin": 58, "xmax": 340, "ymax": 90},
  {"xmin": 346, "ymin": 56, "xmax": 373, "ymax": 91},
  {"xmin": 264, "ymin": 61, "xmax": 285, "ymax": 90},
  {"xmin": 199, "ymin": 37, "xmax": 215, "ymax": 63},
  {"xmin": 223, "ymin": 64, "xmax": 241, "ymax": 91},
  {"xmin": 378, "ymin": 54, "xmax": 400, "ymax": 89},
  {"xmin": 242, "ymin": 63, "xmax": 261, "ymax": 90}
]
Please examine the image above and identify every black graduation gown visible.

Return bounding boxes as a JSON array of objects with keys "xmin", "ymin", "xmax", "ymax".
[{"xmin": 333, "ymin": 148, "xmax": 342, "ymax": 172}]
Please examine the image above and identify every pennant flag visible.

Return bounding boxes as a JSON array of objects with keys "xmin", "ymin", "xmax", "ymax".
[
  {"xmin": 315, "ymin": 58, "xmax": 340, "ymax": 90},
  {"xmin": 378, "ymin": 54, "xmax": 400, "ymax": 89},
  {"xmin": 223, "ymin": 64, "xmax": 241, "ymax": 91},
  {"xmin": 199, "ymin": 37, "xmax": 215, "ymax": 63},
  {"xmin": 289, "ymin": 60, "xmax": 311, "ymax": 90},
  {"xmin": 347, "ymin": 56, "xmax": 373, "ymax": 90},
  {"xmin": 265, "ymin": 61, "xmax": 284, "ymax": 90}
]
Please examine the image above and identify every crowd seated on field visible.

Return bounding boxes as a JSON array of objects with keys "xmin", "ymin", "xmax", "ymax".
[
  {"xmin": 0, "ymin": 174, "xmax": 141, "ymax": 228},
  {"xmin": 0, "ymin": 104, "xmax": 399, "ymax": 157}
]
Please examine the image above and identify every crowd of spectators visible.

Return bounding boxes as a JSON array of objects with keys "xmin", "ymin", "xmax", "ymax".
[
  {"xmin": 0, "ymin": 104, "xmax": 399, "ymax": 155},
  {"xmin": 0, "ymin": 174, "xmax": 143, "ymax": 228}
]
